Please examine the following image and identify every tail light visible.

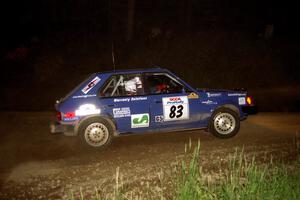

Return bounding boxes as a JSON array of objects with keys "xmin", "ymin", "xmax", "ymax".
[
  {"xmin": 246, "ymin": 96, "xmax": 253, "ymax": 105},
  {"xmin": 56, "ymin": 111, "xmax": 62, "ymax": 121}
]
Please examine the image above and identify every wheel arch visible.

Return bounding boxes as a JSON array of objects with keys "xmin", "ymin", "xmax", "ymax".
[
  {"xmin": 214, "ymin": 103, "xmax": 240, "ymax": 117},
  {"xmin": 74, "ymin": 115, "xmax": 117, "ymax": 136}
]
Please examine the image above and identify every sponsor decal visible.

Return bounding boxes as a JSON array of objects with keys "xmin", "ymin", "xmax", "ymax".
[
  {"xmin": 81, "ymin": 76, "xmax": 101, "ymax": 94},
  {"xmin": 131, "ymin": 96, "xmax": 147, "ymax": 101},
  {"xmin": 228, "ymin": 93, "xmax": 246, "ymax": 97},
  {"xmin": 113, "ymin": 97, "xmax": 147, "ymax": 102},
  {"xmin": 187, "ymin": 92, "xmax": 199, "ymax": 99},
  {"xmin": 155, "ymin": 115, "xmax": 164, "ymax": 123},
  {"xmin": 114, "ymin": 98, "xmax": 130, "ymax": 102},
  {"xmin": 72, "ymin": 94, "xmax": 97, "ymax": 99},
  {"xmin": 75, "ymin": 104, "xmax": 101, "ymax": 116},
  {"xmin": 131, "ymin": 113, "xmax": 149, "ymax": 128},
  {"xmin": 64, "ymin": 117, "xmax": 79, "ymax": 121},
  {"xmin": 201, "ymin": 100, "xmax": 217, "ymax": 105},
  {"xmin": 162, "ymin": 96, "xmax": 189, "ymax": 121},
  {"xmin": 165, "ymin": 97, "xmax": 184, "ymax": 105},
  {"xmin": 207, "ymin": 92, "xmax": 222, "ymax": 97},
  {"xmin": 238, "ymin": 97, "xmax": 246, "ymax": 105},
  {"xmin": 113, "ymin": 107, "xmax": 131, "ymax": 118}
]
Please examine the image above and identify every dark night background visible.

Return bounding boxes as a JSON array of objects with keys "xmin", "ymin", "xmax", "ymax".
[{"xmin": 0, "ymin": 0, "xmax": 299, "ymax": 111}]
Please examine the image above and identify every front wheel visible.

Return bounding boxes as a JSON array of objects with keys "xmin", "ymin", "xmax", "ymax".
[
  {"xmin": 209, "ymin": 108, "xmax": 240, "ymax": 138},
  {"xmin": 78, "ymin": 117, "xmax": 113, "ymax": 148}
]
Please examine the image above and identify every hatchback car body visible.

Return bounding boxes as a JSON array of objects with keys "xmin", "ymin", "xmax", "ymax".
[{"xmin": 50, "ymin": 68, "xmax": 254, "ymax": 147}]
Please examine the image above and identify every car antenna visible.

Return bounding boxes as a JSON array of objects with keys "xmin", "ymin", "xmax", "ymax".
[
  {"xmin": 112, "ymin": 43, "xmax": 116, "ymax": 71},
  {"xmin": 109, "ymin": 0, "xmax": 116, "ymax": 72}
]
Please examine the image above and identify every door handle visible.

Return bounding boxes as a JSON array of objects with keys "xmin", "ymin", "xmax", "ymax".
[
  {"xmin": 155, "ymin": 100, "xmax": 162, "ymax": 103},
  {"xmin": 107, "ymin": 104, "xmax": 115, "ymax": 107}
]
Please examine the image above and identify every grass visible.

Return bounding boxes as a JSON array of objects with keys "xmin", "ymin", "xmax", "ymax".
[
  {"xmin": 175, "ymin": 141, "xmax": 300, "ymax": 200},
  {"xmin": 68, "ymin": 140, "xmax": 300, "ymax": 200},
  {"xmin": 209, "ymin": 152, "xmax": 300, "ymax": 200}
]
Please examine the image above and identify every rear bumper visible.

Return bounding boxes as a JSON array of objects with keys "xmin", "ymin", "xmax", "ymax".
[{"xmin": 49, "ymin": 121, "xmax": 75, "ymax": 135}]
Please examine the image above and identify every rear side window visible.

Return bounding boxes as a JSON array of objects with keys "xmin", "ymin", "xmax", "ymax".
[{"xmin": 100, "ymin": 74, "xmax": 144, "ymax": 97}]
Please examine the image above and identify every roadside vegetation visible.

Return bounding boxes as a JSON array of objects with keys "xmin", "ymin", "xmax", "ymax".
[{"xmin": 69, "ymin": 140, "xmax": 300, "ymax": 200}]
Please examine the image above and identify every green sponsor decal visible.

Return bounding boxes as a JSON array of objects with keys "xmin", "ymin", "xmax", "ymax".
[{"xmin": 133, "ymin": 114, "xmax": 149, "ymax": 124}]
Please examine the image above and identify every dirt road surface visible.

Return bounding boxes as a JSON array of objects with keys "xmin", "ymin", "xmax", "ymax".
[{"xmin": 0, "ymin": 112, "xmax": 299, "ymax": 199}]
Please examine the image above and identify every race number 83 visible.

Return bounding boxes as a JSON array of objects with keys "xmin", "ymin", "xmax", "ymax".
[
  {"xmin": 162, "ymin": 96, "xmax": 189, "ymax": 121},
  {"xmin": 169, "ymin": 105, "xmax": 183, "ymax": 118}
]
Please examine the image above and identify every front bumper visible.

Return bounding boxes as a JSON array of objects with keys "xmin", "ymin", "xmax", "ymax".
[
  {"xmin": 49, "ymin": 121, "xmax": 75, "ymax": 135},
  {"xmin": 242, "ymin": 105, "xmax": 258, "ymax": 115}
]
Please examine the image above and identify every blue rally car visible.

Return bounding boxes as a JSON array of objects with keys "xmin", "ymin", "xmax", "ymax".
[{"xmin": 50, "ymin": 68, "xmax": 254, "ymax": 148}]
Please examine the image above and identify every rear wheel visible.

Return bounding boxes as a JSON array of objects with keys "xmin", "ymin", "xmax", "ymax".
[
  {"xmin": 209, "ymin": 108, "xmax": 240, "ymax": 138},
  {"xmin": 79, "ymin": 117, "xmax": 113, "ymax": 148}
]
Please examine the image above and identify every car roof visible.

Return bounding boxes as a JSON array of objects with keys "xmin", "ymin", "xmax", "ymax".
[{"xmin": 95, "ymin": 67, "xmax": 171, "ymax": 76}]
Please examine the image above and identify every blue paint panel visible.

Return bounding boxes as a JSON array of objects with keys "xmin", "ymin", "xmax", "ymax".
[{"xmin": 99, "ymin": 96, "xmax": 149, "ymax": 133}]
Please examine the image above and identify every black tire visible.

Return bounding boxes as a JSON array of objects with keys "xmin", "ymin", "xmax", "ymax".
[
  {"xmin": 78, "ymin": 117, "xmax": 114, "ymax": 148},
  {"xmin": 209, "ymin": 107, "xmax": 240, "ymax": 138}
]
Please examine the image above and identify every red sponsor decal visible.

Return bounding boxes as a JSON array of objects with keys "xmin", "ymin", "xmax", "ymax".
[
  {"xmin": 169, "ymin": 97, "xmax": 181, "ymax": 101},
  {"xmin": 82, "ymin": 76, "xmax": 101, "ymax": 94},
  {"xmin": 64, "ymin": 112, "xmax": 76, "ymax": 118}
]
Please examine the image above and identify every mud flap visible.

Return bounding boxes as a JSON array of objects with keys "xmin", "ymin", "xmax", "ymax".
[{"xmin": 50, "ymin": 122, "xmax": 75, "ymax": 136}]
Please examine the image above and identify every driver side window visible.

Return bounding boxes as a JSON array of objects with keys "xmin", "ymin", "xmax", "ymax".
[{"xmin": 145, "ymin": 73, "xmax": 185, "ymax": 95}]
